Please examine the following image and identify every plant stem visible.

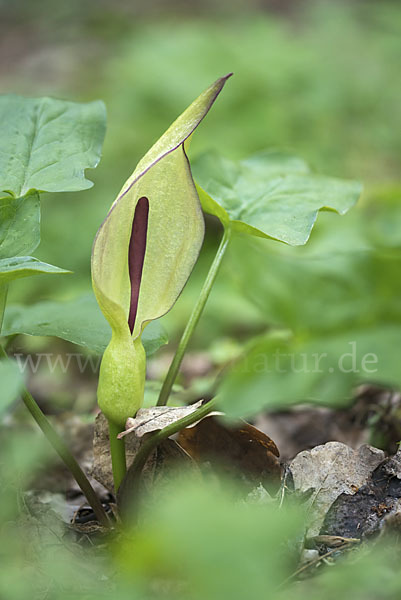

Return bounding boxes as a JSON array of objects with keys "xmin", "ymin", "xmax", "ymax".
[
  {"xmin": 157, "ymin": 225, "xmax": 232, "ymax": 406},
  {"xmin": 108, "ymin": 419, "xmax": 127, "ymax": 491},
  {"xmin": 21, "ymin": 385, "xmax": 110, "ymax": 527},
  {"xmin": 0, "ymin": 343, "xmax": 110, "ymax": 528},
  {"xmin": 0, "ymin": 284, "xmax": 8, "ymax": 332},
  {"xmin": 118, "ymin": 397, "xmax": 218, "ymax": 515}
]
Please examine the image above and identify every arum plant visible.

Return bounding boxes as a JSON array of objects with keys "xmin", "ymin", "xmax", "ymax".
[
  {"xmin": 93, "ymin": 76, "xmax": 363, "ymax": 497},
  {"xmin": 92, "ymin": 74, "xmax": 232, "ymax": 490}
]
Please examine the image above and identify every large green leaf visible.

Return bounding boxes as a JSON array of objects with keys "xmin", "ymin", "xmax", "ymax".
[
  {"xmin": 1, "ymin": 295, "xmax": 168, "ymax": 356},
  {"xmin": 0, "ymin": 95, "xmax": 106, "ymax": 197},
  {"xmin": 229, "ymin": 237, "xmax": 401, "ymax": 337},
  {"xmin": 218, "ymin": 325, "xmax": 401, "ymax": 420},
  {"xmin": 0, "ymin": 193, "xmax": 40, "ymax": 258},
  {"xmin": 217, "ymin": 204, "xmax": 401, "ymax": 419},
  {"xmin": 0, "ymin": 359, "xmax": 23, "ymax": 416},
  {"xmin": 118, "ymin": 476, "xmax": 302, "ymax": 599},
  {"xmin": 193, "ymin": 150, "xmax": 361, "ymax": 245},
  {"xmin": 0, "ymin": 257, "xmax": 70, "ymax": 284}
]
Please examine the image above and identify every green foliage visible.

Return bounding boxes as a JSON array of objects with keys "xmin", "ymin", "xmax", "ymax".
[
  {"xmin": 101, "ymin": 4, "xmax": 400, "ymax": 181},
  {"xmin": 1, "ymin": 295, "xmax": 168, "ymax": 356},
  {"xmin": 0, "ymin": 93, "xmax": 108, "ymax": 524},
  {"xmin": 0, "ymin": 94, "xmax": 106, "ymax": 285},
  {"xmin": 117, "ymin": 474, "xmax": 303, "ymax": 600},
  {"xmin": 0, "ymin": 457, "xmax": 400, "ymax": 600},
  {"xmin": 0, "ymin": 193, "xmax": 40, "ymax": 258},
  {"xmin": 8, "ymin": 2, "xmax": 400, "ymax": 304},
  {"xmin": 0, "ymin": 95, "xmax": 106, "ymax": 197},
  {"xmin": 194, "ymin": 150, "xmax": 361, "ymax": 244},
  {"xmin": 217, "ymin": 188, "xmax": 401, "ymax": 419}
]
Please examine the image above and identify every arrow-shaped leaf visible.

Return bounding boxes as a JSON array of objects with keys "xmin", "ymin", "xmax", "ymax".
[
  {"xmin": 193, "ymin": 150, "xmax": 362, "ymax": 245},
  {"xmin": 0, "ymin": 95, "xmax": 106, "ymax": 198}
]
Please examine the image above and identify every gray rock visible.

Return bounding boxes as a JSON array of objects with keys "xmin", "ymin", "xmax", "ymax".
[{"xmin": 290, "ymin": 441, "xmax": 385, "ymax": 536}]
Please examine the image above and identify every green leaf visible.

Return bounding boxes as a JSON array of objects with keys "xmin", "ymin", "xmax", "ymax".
[
  {"xmin": 217, "ymin": 226, "xmax": 401, "ymax": 419},
  {"xmin": 229, "ymin": 236, "xmax": 401, "ymax": 337},
  {"xmin": 0, "ymin": 359, "xmax": 23, "ymax": 416},
  {"xmin": 0, "ymin": 257, "xmax": 70, "ymax": 284},
  {"xmin": 218, "ymin": 325, "xmax": 401, "ymax": 420},
  {"xmin": 362, "ymin": 184, "xmax": 401, "ymax": 249},
  {"xmin": 1, "ymin": 295, "xmax": 168, "ymax": 356},
  {"xmin": 119, "ymin": 475, "xmax": 303, "ymax": 598},
  {"xmin": 193, "ymin": 150, "xmax": 361, "ymax": 245},
  {"xmin": 139, "ymin": 319, "xmax": 169, "ymax": 357},
  {"xmin": 0, "ymin": 193, "xmax": 40, "ymax": 258},
  {"xmin": 0, "ymin": 95, "xmax": 106, "ymax": 197}
]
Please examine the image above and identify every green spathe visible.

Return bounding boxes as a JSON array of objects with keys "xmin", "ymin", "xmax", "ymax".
[
  {"xmin": 92, "ymin": 75, "xmax": 231, "ymax": 426},
  {"xmin": 98, "ymin": 334, "xmax": 146, "ymax": 426}
]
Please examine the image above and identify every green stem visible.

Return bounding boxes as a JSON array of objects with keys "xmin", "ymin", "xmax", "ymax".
[
  {"xmin": 157, "ymin": 225, "xmax": 232, "ymax": 407},
  {"xmin": 108, "ymin": 419, "xmax": 127, "ymax": 491},
  {"xmin": 0, "ymin": 342, "xmax": 110, "ymax": 528},
  {"xmin": 119, "ymin": 397, "xmax": 218, "ymax": 514},
  {"xmin": 0, "ymin": 284, "xmax": 8, "ymax": 332}
]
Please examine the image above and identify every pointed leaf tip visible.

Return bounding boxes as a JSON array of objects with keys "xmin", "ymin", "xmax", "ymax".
[{"xmin": 120, "ymin": 73, "xmax": 233, "ymax": 197}]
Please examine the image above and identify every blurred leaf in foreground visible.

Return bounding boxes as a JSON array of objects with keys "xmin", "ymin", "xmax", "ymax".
[
  {"xmin": 116, "ymin": 472, "xmax": 302, "ymax": 600},
  {"xmin": 0, "ymin": 358, "xmax": 23, "ymax": 416}
]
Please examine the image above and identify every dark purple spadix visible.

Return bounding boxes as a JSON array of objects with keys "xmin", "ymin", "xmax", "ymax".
[{"xmin": 128, "ymin": 196, "xmax": 149, "ymax": 333}]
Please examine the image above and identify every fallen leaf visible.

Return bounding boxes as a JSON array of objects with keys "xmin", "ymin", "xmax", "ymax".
[
  {"xmin": 178, "ymin": 416, "xmax": 281, "ymax": 494},
  {"xmin": 92, "ymin": 412, "xmax": 195, "ymax": 494},
  {"xmin": 119, "ymin": 401, "xmax": 208, "ymax": 438}
]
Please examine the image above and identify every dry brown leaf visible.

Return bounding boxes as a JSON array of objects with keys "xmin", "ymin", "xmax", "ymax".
[{"xmin": 177, "ymin": 416, "xmax": 281, "ymax": 494}]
